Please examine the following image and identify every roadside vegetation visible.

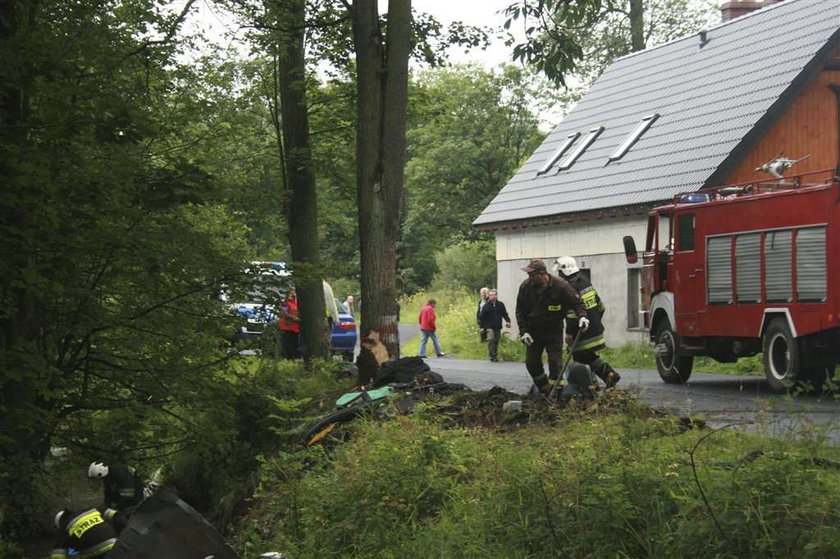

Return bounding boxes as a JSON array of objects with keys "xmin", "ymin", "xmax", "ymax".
[
  {"xmin": 229, "ymin": 369, "xmax": 840, "ymax": 558},
  {"xmin": 15, "ymin": 351, "xmax": 838, "ymax": 557}
]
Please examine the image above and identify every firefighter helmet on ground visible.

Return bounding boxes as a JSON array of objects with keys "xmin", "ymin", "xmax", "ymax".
[
  {"xmin": 557, "ymin": 256, "xmax": 579, "ymax": 276},
  {"xmin": 88, "ymin": 461, "xmax": 109, "ymax": 479}
]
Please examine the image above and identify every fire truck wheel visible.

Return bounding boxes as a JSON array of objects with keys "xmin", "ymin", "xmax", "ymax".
[
  {"xmin": 762, "ymin": 317, "xmax": 802, "ymax": 393},
  {"xmin": 654, "ymin": 318, "xmax": 693, "ymax": 384}
]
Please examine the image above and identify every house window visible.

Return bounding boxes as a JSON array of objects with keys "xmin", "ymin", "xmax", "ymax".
[
  {"xmin": 607, "ymin": 114, "xmax": 659, "ymax": 163},
  {"xmin": 557, "ymin": 126, "xmax": 604, "ymax": 170},
  {"xmin": 536, "ymin": 133, "xmax": 580, "ymax": 175},
  {"xmin": 626, "ymin": 267, "xmax": 644, "ymax": 329}
]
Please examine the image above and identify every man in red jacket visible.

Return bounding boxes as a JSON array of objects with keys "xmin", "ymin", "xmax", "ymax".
[
  {"xmin": 277, "ymin": 288, "xmax": 301, "ymax": 359},
  {"xmin": 418, "ymin": 299, "xmax": 445, "ymax": 358}
]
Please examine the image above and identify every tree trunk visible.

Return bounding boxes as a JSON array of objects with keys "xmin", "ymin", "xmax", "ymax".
[
  {"xmin": 628, "ymin": 0, "xmax": 645, "ymax": 52},
  {"xmin": 352, "ymin": 0, "xmax": 411, "ymax": 361},
  {"xmin": 275, "ymin": 0, "xmax": 329, "ymax": 361},
  {"xmin": 0, "ymin": 0, "xmax": 50, "ymax": 539}
]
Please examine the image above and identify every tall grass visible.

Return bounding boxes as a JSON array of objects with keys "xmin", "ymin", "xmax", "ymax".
[
  {"xmin": 233, "ymin": 410, "xmax": 840, "ymax": 558},
  {"xmin": 400, "ymin": 287, "xmax": 524, "ymax": 360}
]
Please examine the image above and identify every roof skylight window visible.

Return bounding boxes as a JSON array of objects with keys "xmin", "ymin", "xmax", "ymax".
[
  {"xmin": 558, "ymin": 126, "xmax": 604, "ymax": 170},
  {"xmin": 607, "ymin": 114, "xmax": 659, "ymax": 163},
  {"xmin": 536, "ymin": 132, "xmax": 580, "ymax": 175}
]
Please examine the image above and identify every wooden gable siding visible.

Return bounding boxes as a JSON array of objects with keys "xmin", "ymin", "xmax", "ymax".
[{"xmin": 725, "ymin": 70, "xmax": 840, "ymax": 185}]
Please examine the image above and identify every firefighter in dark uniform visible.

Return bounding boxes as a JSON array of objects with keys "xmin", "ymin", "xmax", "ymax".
[
  {"xmin": 88, "ymin": 461, "xmax": 149, "ymax": 532},
  {"xmin": 516, "ymin": 259, "xmax": 589, "ymax": 395},
  {"xmin": 556, "ymin": 256, "xmax": 621, "ymax": 388},
  {"xmin": 51, "ymin": 507, "xmax": 118, "ymax": 558},
  {"xmin": 88, "ymin": 461, "xmax": 146, "ymax": 511}
]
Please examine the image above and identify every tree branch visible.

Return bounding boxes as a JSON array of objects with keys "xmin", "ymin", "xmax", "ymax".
[{"xmin": 122, "ymin": 0, "xmax": 199, "ymax": 60}]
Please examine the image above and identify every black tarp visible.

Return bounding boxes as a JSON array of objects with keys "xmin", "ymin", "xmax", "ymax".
[{"xmin": 107, "ymin": 486, "xmax": 237, "ymax": 559}]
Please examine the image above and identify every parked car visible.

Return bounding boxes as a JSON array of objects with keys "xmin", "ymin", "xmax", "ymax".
[
  {"xmin": 332, "ymin": 298, "xmax": 358, "ymax": 361},
  {"xmin": 228, "ymin": 265, "xmax": 356, "ymax": 359},
  {"xmin": 228, "ymin": 262, "xmax": 289, "ymax": 342}
]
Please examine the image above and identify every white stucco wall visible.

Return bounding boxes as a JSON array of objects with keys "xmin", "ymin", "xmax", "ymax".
[{"xmin": 494, "ymin": 215, "xmax": 649, "ymax": 346}]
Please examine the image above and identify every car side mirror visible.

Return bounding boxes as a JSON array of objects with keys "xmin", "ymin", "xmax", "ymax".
[{"xmin": 623, "ymin": 236, "xmax": 638, "ymax": 264}]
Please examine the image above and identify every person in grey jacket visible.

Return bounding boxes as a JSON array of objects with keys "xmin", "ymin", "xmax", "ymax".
[{"xmin": 476, "ymin": 287, "xmax": 490, "ymax": 341}]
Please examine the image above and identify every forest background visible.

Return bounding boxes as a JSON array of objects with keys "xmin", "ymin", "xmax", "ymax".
[{"xmin": 0, "ymin": 0, "xmax": 723, "ymax": 554}]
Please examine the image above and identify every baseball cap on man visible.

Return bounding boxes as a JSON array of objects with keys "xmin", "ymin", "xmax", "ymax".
[{"xmin": 521, "ymin": 259, "xmax": 547, "ymax": 274}]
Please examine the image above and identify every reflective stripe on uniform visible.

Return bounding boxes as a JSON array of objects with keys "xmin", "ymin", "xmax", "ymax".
[
  {"xmin": 80, "ymin": 537, "xmax": 116, "ymax": 558},
  {"xmin": 68, "ymin": 511, "xmax": 103, "ymax": 539},
  {"xmin": 50, "ymin": 548, "xmax": 68, "ymax": 558},
  {"xmin": 580, "ymin": 289, "xmax": 598, "ymax": 309},
  {"xmin": 575, "ymin": 334, "xmax": 606, "ymax": 352},
  {"xmin": 547, "ymin": 305, "xmax": 563, "ymax": 312},
  {"xmin": 102, "ymin": 508, "xmax": 118, "ymax": 520},
  {"xmin": 567, "ymin": 287, "xmax": 598, "ymax": 317}
]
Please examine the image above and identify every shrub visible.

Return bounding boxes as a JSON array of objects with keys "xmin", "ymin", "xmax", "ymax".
[
  {"xmin": 166, "ymin": 357, "xmax": 353, "ymax": 528},
  {"xmin": 233, "ymin": 409, "xmax": 840, "ymax": 558},
  {"xmin": 432, "ymin": 240, "xmax": 496, "ymax": 291}
]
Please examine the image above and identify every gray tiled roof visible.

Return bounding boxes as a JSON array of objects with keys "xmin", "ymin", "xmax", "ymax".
[{"xmin": 474, "ymin": 0, "xmax": 840, "ymax": 228}]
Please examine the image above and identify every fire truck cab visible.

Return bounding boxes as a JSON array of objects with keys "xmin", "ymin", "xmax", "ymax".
[{"xmin": 623, "ymin": 169, "xmax": 840, "ymax": 392}]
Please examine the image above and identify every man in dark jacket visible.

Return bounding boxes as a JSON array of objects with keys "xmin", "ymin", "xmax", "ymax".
[
  {"xmin": 557, "ymin": 256, "xmax": 621, "ymax": 388},
  {"xmin": 516, "ymin": 259, "xmax": 588, "ymax": 394},
  {"xmin": 478, "ymin": 289, "xmax": 511, "ymax": 362}
]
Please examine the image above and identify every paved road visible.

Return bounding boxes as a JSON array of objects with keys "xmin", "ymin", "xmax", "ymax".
[{"xmin": 421, "ymin": 357, "xmax": 840, "ymax": 438}]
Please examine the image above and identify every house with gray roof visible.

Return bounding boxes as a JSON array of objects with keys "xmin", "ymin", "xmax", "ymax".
[{"xmin": 474, "ymin": 0, "xmax": 840, "ymax": 345}]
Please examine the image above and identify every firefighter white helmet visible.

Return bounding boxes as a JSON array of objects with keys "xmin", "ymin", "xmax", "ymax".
[
  {"xmin": 557, "ymin": 256, "xmax": 579, "ymax": 276},
  {"xmin": 88, "ymin": 461, "xmax": 109, "ymax": 479}
]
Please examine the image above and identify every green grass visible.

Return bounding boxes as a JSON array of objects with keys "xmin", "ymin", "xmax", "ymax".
[
  {"xmin": 233, "ymin": 400, "xmax": 840, "ymax": 558},
  {"xmin": 400, "ymin": 289, "xmax": 764, "ymax": 375}
]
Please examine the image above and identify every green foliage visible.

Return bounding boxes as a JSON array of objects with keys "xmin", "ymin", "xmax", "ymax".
[
  {"xmin": 234, "ymin": 409, "xmax": 840, "ymax": 558},
  {"xmin": 0, "ymin": 0, "xmax": 272, "ymax": 539},
  {"xmin": 505, "ymin": 0, "xmax": 717, "ymax": 91},
  {"xmin": 400, "ymin": 65, "xmax": 548, "ymax": 291},
  {"xmin": 399, "ymin": 287, "xmax": 520, "ymax": 361},
  {"xmin": 432, "ymin": 240, "xmax": 497, "ymax": 291},
  {"xmin": 165, "ymin": 357, "xmax": 354, "ymax": 527}
]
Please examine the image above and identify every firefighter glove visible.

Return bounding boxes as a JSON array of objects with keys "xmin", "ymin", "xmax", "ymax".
[
  {"xmin": 578, "ymin": 316, "xmax": 590, "ymax": 332},
  {"xmin": 520, "ymin": 333, "xmax": 534, "ymax": 346}
]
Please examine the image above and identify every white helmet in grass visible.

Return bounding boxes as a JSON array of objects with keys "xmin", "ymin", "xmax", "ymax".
[
  {"xmin": 88, "ymin": 461, "xmax": 109, "ymax": 479},
  {"xmin": 556, "ymin": 256, "xmax": 579, "ymax": 277}
]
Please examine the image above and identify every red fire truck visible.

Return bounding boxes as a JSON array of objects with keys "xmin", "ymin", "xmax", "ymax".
[{"xmin": 623, "ymin": 168, "xmax": 840, "ymax": 392}]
